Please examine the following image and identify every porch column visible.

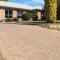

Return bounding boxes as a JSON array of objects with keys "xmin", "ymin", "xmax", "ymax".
[
  {"xmin": 13, "ymin": 10, "xmax": 17, "ymax": 18},
  {"xmin": 37, "ymin": 11, "xmax": 41, "ymax": 20}
]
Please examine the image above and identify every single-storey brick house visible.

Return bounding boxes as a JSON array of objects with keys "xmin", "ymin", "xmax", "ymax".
[{"xmin": 0, "ymin": 1, "xmax": 44, "ymax": 21}]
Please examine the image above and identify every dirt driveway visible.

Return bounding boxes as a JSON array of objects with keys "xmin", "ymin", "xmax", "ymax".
[{"xmin": 0, "ymin": 24, "xmax": 60, "ymax": 60}]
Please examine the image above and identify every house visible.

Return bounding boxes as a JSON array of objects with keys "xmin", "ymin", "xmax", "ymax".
[{"xmin": 0, "ymin": 1, "xmax": 44, "ymax": 21}]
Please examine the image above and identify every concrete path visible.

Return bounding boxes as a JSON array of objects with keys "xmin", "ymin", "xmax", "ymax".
[{"xmin": 0, "ymin": 24, "xmax": 60, "ymax": 60}]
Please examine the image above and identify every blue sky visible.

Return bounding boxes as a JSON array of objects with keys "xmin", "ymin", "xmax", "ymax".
[{"xmin": 10, "ymin": 0, "xmax": 44, "ymax": 7}]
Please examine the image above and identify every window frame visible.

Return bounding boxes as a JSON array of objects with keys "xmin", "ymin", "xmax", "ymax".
[
  {"xmin": 17, "ymin": 11, "xmax": 22, "ymax": 18},
  {"xmin": 5, "ymin": 9, "xmax": 13, "ymax": 18}
]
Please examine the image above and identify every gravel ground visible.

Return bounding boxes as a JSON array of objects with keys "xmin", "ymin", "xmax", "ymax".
[{"xmin": 0, "ymin": 24, "xmax": 60, "ymax": 60}]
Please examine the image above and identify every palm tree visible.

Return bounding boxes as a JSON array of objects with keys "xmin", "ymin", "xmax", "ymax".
[{"xmin": 44, "ymin": 0, "xmax": 57, "ymax": 23}]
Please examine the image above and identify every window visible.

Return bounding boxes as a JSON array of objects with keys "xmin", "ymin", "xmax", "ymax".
[
  {"xmin": 5, "ymin": 9, "xmax": 13, "ymax": 18},
  {"xmin": 17, "ymin": 11, "xmax": 22, "ymax": 18}
]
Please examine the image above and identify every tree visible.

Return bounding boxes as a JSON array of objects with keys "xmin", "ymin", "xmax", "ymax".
[
  {"xmin": 57, "ymin": 0, "xmax": 60, "ymax": 19},
  {"xmin": 21, "ymin": 12, "xmax": 32, "ymax": 21},
  {"xmin": 0, "ymin": 0, "xmax": 8, "ymax": 1},
  {"xmin": 57, "ymin": 0, "xmax": 60, "ymax": 6},
  {"xmin": 44, "ymin": 0, "xmax": 57, "ymax": 23}
]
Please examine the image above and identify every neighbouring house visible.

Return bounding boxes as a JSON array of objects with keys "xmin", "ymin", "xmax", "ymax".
[{"xmin": 0, "ymin": 1, "xmax": 45, "ymax": 21}]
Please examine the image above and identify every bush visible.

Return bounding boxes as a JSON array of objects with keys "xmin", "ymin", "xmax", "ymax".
[
  {"xmin": 21, "ymin": 12, "xmax": 38, "ymax": 21},
  {"xmin": 21, "ymin": 13, "xmax": 32, "ymax": 21},
  {"xmin": 32, "ymin": 13, "xmax": 38, "ymax": 21},
  {"xmin": 41, "ymin": 16, "xmax": 46, "ymax": 21},
  {"xmin": 32, "ymin": 15, "xmax": 38, "ymax": 21},
  {"xmin": 5, "ymin": 18, "xmax": 13, "ymax": 22},
  {"xmin": 46, "ymin": 20, "xmax": 56, "ymax": 23},
  {"xmin": 13, "ymin": 17, "xmax": 18, "ymax": 22}
]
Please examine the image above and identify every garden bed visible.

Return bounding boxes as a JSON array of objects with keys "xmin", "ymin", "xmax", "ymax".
[{"xmin": 18, "ymin": 20, "xmax": 60, "ymax": 30}]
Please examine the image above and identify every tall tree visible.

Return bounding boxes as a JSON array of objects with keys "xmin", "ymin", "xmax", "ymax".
[
  {"xmin": 57, "ymin": 0, "xmax": 60, "ymax": 6},
  {"xmin": 57, "ymin": 0, "xmax": 60, "ymax": 19},
  {"xmin": 44, "ymin": 0, "xmax": 57, "ymax": 23}
]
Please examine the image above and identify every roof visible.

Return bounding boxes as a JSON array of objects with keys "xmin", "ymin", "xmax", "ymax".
[
  {"xmin": 0, "ymin": 1, "xmax": 32, "ymax": 10},
  {"xmin": 0, "ymin": 1, "xmax": 43, "ymax": 10}
]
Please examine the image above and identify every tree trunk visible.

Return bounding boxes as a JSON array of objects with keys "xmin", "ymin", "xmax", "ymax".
[{"xmin": 45, "ymin": 0, "xmax": 57, "ymax": 23}]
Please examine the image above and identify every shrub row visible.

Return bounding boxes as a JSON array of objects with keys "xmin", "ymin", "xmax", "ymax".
[{"xmin": 4, "ymin": 12, "xmax": 38, "ymax": 22}]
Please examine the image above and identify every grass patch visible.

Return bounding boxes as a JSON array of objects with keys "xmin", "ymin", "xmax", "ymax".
[
  {"xmin": 20, "ymin": 20, "xmax": 60, "ymax": 25},
  {"xmin": 56, "ymin": 28, "xmax": 60, "ymax": 31},
  {"xmin": 20, "ymin": 21, "xmax": 46, "ymax": 25},
  {"xmin": 56, "ymin": 20, "xmax": 60, "ymax": 23}
]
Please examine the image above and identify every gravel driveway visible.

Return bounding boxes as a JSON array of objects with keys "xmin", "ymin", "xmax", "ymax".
[{"xmin": 0, "ymin": 24, "xmax": 60, "ymax": 60}]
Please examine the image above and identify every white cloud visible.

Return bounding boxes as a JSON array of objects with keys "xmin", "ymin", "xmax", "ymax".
[
  {"xmin": 31, "ymin": 0, "xmax": 44, "ymax": 4},
  {"xmin": 33, "ymin": 6, "xmax": 42, "ymax": 9},
  {"xmin": 22, "ymin": 0, "xmax": 44, "ymax": 9}
]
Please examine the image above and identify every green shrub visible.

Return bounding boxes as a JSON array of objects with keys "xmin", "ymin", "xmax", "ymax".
[
  {"xmin": 41, "ymin": 16, "xmax": 46, "ymax": 21},
  {"xmin": 21, "ymin": 12, "xmax": 38, "ymax": 21},
  {"xmin": 32, "ymin": 12, "xmax": 38, "ymax": 21},
  {"xmin": 13, "ymin": 17, "xmax": 18, "ymax": 22},
  {"xmin": 46, "ymin": 20, "xmax": 56, "ymax": 23},
  {"xmin": 5, "ymin": 18, "xmax": 13, "ymax": 22},
  {"xmin": 22, "ymin": 13, "xmax": 32, "ymax": 21},
  {"xmin": 32, "ymin": 15, "xmax": 38, "ymax": 21}
]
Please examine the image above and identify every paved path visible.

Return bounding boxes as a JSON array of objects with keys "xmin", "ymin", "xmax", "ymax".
[{"xmin": 0, "ymin": 24, "xmax": 60, "ymax": 60}]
